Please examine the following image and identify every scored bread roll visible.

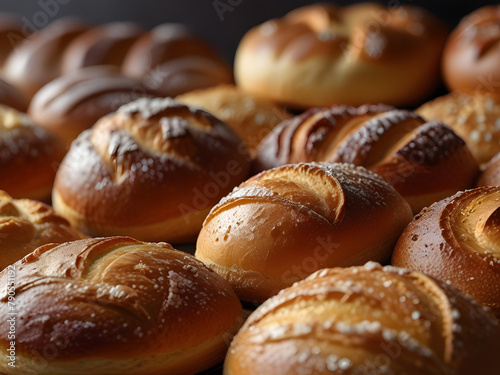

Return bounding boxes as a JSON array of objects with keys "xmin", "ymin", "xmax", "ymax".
[
  {"xmin": 177, "ymin": 85, "xmax": 291, "ymax": 152},
  {"xmin": 255, "ymin": 105, "xmax": 479, "ymax": 213},
  {"xmin": 392, "ymin": 187, "xmax": 500, "ymax": 317},
  {"xmin": 224, "ymin": 262, "xmax": 500, "ymax": 375},
  {"xmin": 0, "ymin": 105, "xmax": 65, "ymax": 201},
  {"xmin": 195, "ymin": 163, "xmax": 412, "ymax": 302},
  {"xmin": 3, "ymin": 19, "xmax": 89, "ymax": 98},
  {"xmin": 417, "ymin": 92, "xmax": 500, "ymax": 165},
  {"xmin": 28, "ymin": 66, "xmax": 155, "ymax": 147},
  {"xmin": 442, "ymin": 5, "xmax": 500, "ymax": 96},
  {"xmin": 123, "ymin": 24, "xmax": 233, "ymax": 97},
  {"xmin": 235, "ymin": 3, "xmax": 448, "ymax": 108},
  {"xmin": 52, "ymin": 97, "xmax": 250, "ymax": 243},
  {"xmin": 478, "ymin": 152, "xmax": 500, "ymax": 187},
  {"xmin": 0, "ymin": 236, "xmax": 243, "ymax": 375},
  {"xmin": 61, "ymin": 22, "xmax": 144, "ymax": 74},
  {"xmin": 0, "ymin": 190, "xmax": 84, "ymax": 271}
]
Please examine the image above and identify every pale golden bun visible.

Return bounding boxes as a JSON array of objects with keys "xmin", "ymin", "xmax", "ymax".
[
  {"xmin": 28, "ymin": 66, "xmax": 155, "ymax": 147},
  {"xmin": 478, "ymin": 152, "xmax": 500, "ymax": 187},
  {"xmin": 177, "ymin": 85, "xmax": 291, "ymax": 152},
  {"xmin": 442, "ymin": 5, "xmax": 500, "ymax": 96},
  {"xmin": 3, "ymin": 19, "xmax": 89, "ymax": 99},
  {"xmin": 0, "ymin": 190, "xmax": 84, "ymax": 271},
  {"xmin": 195, "ymin": 163, "xmax": 412, "ymax": 302},
  {"xmin": 123, "ymin": 23, "xmax": 233, "ymax": 97},
  {"xmin": 0, "ymin": 236, "xmax": 243, "ymax": 375},
  {"xmin": 417, "ymin": 92, "xmax": 500, "ymax": 165},
  {"xmin": 0, "ymin": 105, "xmax": 65, "ymax": 201},
  {"xmin": 255, "ymin": 105, "xmax": 479, "ymax": 214},
  {"xmin": 52, "ymin": 97, "xmax": 250, "ymax": 244},
  {"xmin": 224, "ymin": 262, "xmax": 500, "ymax": 375},
  {"xmin": 61, "ymin": 22, "xmax": 144, "ymax": 74},
  {"xmin": 235, "ymin": 3, "xmax": 448, "ymax": 108},
  {"xmin": 392, "ymin": 187, "xmax": 500, "ymax": 317}
]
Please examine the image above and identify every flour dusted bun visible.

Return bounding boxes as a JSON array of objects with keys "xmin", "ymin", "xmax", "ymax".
[
  {"xmin": 0, "ymin": 236, "xmax": 243, "ymax": 375},
  {"xmin": 235, "ymin": 3, "xmax": 448, "ymax": 108}
]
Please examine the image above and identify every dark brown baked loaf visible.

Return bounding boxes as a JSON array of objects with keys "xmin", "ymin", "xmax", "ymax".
[
  {"xmin": 52, "ymin": 97, "xmax": 250, "ymax": 243},
  {"xmin": 195, "ymin": 162, "xmax": 412, "ymax": 302},
  {"xmin": 28, "ymin": 66, "xmax": 155, "ymax": 147},
  {"xmin": 255, "ymin": 105, "xmax": 479, "ymax": 213},
  {"xmin": 0, "ymin": 105, "xmax": 65, "ymax": 201},
  {"xmin": 0, "ymin": 77, "xmax": 28, "ymax": 112},
  {"xmin": 478, "ymin": 152, "xmax": 500, "ymax": 187},
  {"xmin": 392, "ymin": 187, "xmax": 500, "ymax": 317},
  {"xmin": 224, "ymin": 262, "xmax": 500, "ymax": 375},
  {"xmin": 0, "ymin": 14, "xmax": 25, "ymax": 71},
  {"xmin": 0, "ymin": 236, "xmax": 243, "ymax": 374}
]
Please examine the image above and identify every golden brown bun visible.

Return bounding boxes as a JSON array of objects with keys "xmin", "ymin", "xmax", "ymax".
[
  {"xmin": 0, "ymin": 105, "xmax": 65, "ymax": 201},
  {"xmin": 235, "ymin": 3, "xmax": 448, "ymax": 108},
  {"xmin": 478, "ymin": 152, "xmax": 500, "ymax": 187},
  {"xmin": 417, "ymin": 92, "xmax": 500, "ymax": 165},
  {"xmin": 392, "ymin": 187, "xmax": 500, "ymax": 317},
  {"xmin": 0, "ymin": 190, "xmax": 84, "ymax": 271},
  {"xmin": 0, "ymin": 77, "xmax": 28, "ymax": 112},
  {"xmin": 177, "ymin": 85, "xmax": 291, "ymax": 152},
  {"xmin": 3, "ymin": 19, "xmax": 89, "ymax": 99},
  {"xmin": 0, "ymin": 236, "xmax": 243, "ymax": 375},
  {"xmin": 195, "ymin": 163, "xmax": 412, "ymax": 302},
  {"xmin": 28, "ymin": 66, "xmax": 155, "ymax": 147},
  {"xmin": 255, "ymin": 105, "xmax": 479, "ymax": 214},
  {"xmin": 61, "ymin": 22, "xmax": 144, "ymax": 74},
  {"xmin": 224, "ymin": 262, "xmax": 500, "ymax": 375},
  {"xmin": 52, "ymin": 97, "xmax": 250, "ymax": 244},
  {"xmin": 0, "ymin": 14, "xmax": 25, "ymax": 71},
  {"xmin": 123, "ymin": 24, "xmax": 233, "ymax": 96},
  {"xmin": 443, "ymin": 6, "xmax": 500, "ymax": 96}
]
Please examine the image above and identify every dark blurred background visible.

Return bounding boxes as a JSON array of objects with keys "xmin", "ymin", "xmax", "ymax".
[{"xmin": 0, "ymin": 0, "xmax": 497, "ymax": 63}]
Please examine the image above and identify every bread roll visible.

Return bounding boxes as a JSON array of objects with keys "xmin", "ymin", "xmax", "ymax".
[
  {"xmin": 392, "ymin": 187, "xmax": 500, "ymax": 317},
  {"xmin": 442, "ymin": 5, "xmax": 500, "ymax": 96},
  {"xmin": 123, "ymin": 24, "xmax": 233, "ymax": 97},
  {"xmin": 3, "ymin": 19, "xmax": 89, "ymax": 98},
  {"xmin": 255, "ymin": 105, "xmax": 479, "ymax": 213},
  {"xmin": 195, "ymin": 162, "xmax": 412, "ymax": 302},
  {"xmin": 235, "ymin": 3, "xmax": 448, "ymax": 108},
  {"xmin": 177, "ymin": 85, "xmax": 291, "ymax": 152},
  {"xmin": 0, "ymin": 77, "xmax": 28, "ymax": 113},
  {"xmin": 0, "ymin": 236, "xmax": 243, "ymax": 375},
  {"xmin": 0, "ymin": 190, "xmax": 84, "ymax": 271},
  {"xmin": 478, "ymin": 152, "xmax": 500, "ymax": 187},
  {"xmin": 28, "ymin": 66, "xmax": 155, "ymax": 147},
  {"xmin": 417, "ymin": 92, "xmax": 500, "ymax": 165},
  {"xmin": 52, "ymin": 97, "xmax": 250, "ymax": 243},
  {"xmin": 61, "ymin": 22, "xmax": 144, "ymax": 74},
  {"xmin": 224, "ymin": 262, "xmax": 500, "ymax": 375},
  {"xmin": 0, "ymin": 14, "xmax": 25, "ymax": 71},
  {"xmin": 0, "ymin": 105, "xmax": 65, "ymax": 201}
]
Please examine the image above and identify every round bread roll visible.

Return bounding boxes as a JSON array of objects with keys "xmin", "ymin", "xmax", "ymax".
[
  {"xmin": 0, "ymin": 236, "xmax": 243, "ymax": 375},
  {"xmin": 0, "ymin": 105, "xmax": 65, "ymax": 201},
  {"xmin": 417, "ymin": 92, "xmax": 500, "ymax": 165},
  {"xmin": 61, "ymin": 22, "xmax": 144, "ymax": 74},
  {"xmin": 0, "ymin": 77, "xmax": 28, "ymax": 112},
  {"xmin": 3, "ymin": 19, "xmax": 89, "ymax": 99},
  {"xmin": 123, "ymin": 24, "xmax": 233, "ymax": 97},
  {"xmin": 478, "ymin": 152, "xmax": 500, "ymax": 187},
  {"xmin": 177, "ymin": 85, "xmax": 291, "ymax": 152},
  {"xmin": 0, "ymin": 14, "xmax": 25, "ymax": 71},
  {"xmin": 234, "ymin": 3, "xmax": 448, "ymax": 108},
  {"xmin": 224, "ymin": 262, "xmax": 500, "ymax": 375},
  {"xmin": 28, "ymin": 66, "xmax": 155, "ymax": 147},
  {"xmin": 255, "ymin": 105, "xmax": 479, "ymax": 214},
  {"xmin": 392, "ymin": 187, "xmax": 500, "ymax": 317},
  {"xmin": 0, "ymin": 190, "xmax": 84, "ymax": 271},
  {"xmin": 442, "ymin": 5, "xmax": 500, "ymax": 96},
  {"xmin": 52, "ymin": 97, "xmax": 250, "ymax": 243},
  {"xmin": 195, "ymin": 163, "xmax": 412, "ymax": 302}
]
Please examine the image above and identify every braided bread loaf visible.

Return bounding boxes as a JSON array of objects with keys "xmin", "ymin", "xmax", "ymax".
[
  {"xmin": 52, "ymin": 97, "xmax": 249, "ymax": 243},
  {"xmin": 255, "ymin": 105, "xmax": 479, "ymax": 213},
  {"xmin": 224, "ymin": 262, "xmax": 500, "ymax": 375},
  {"xmin": 0, "ymin": 236, "xmax": 243, "ymax": 374}
]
